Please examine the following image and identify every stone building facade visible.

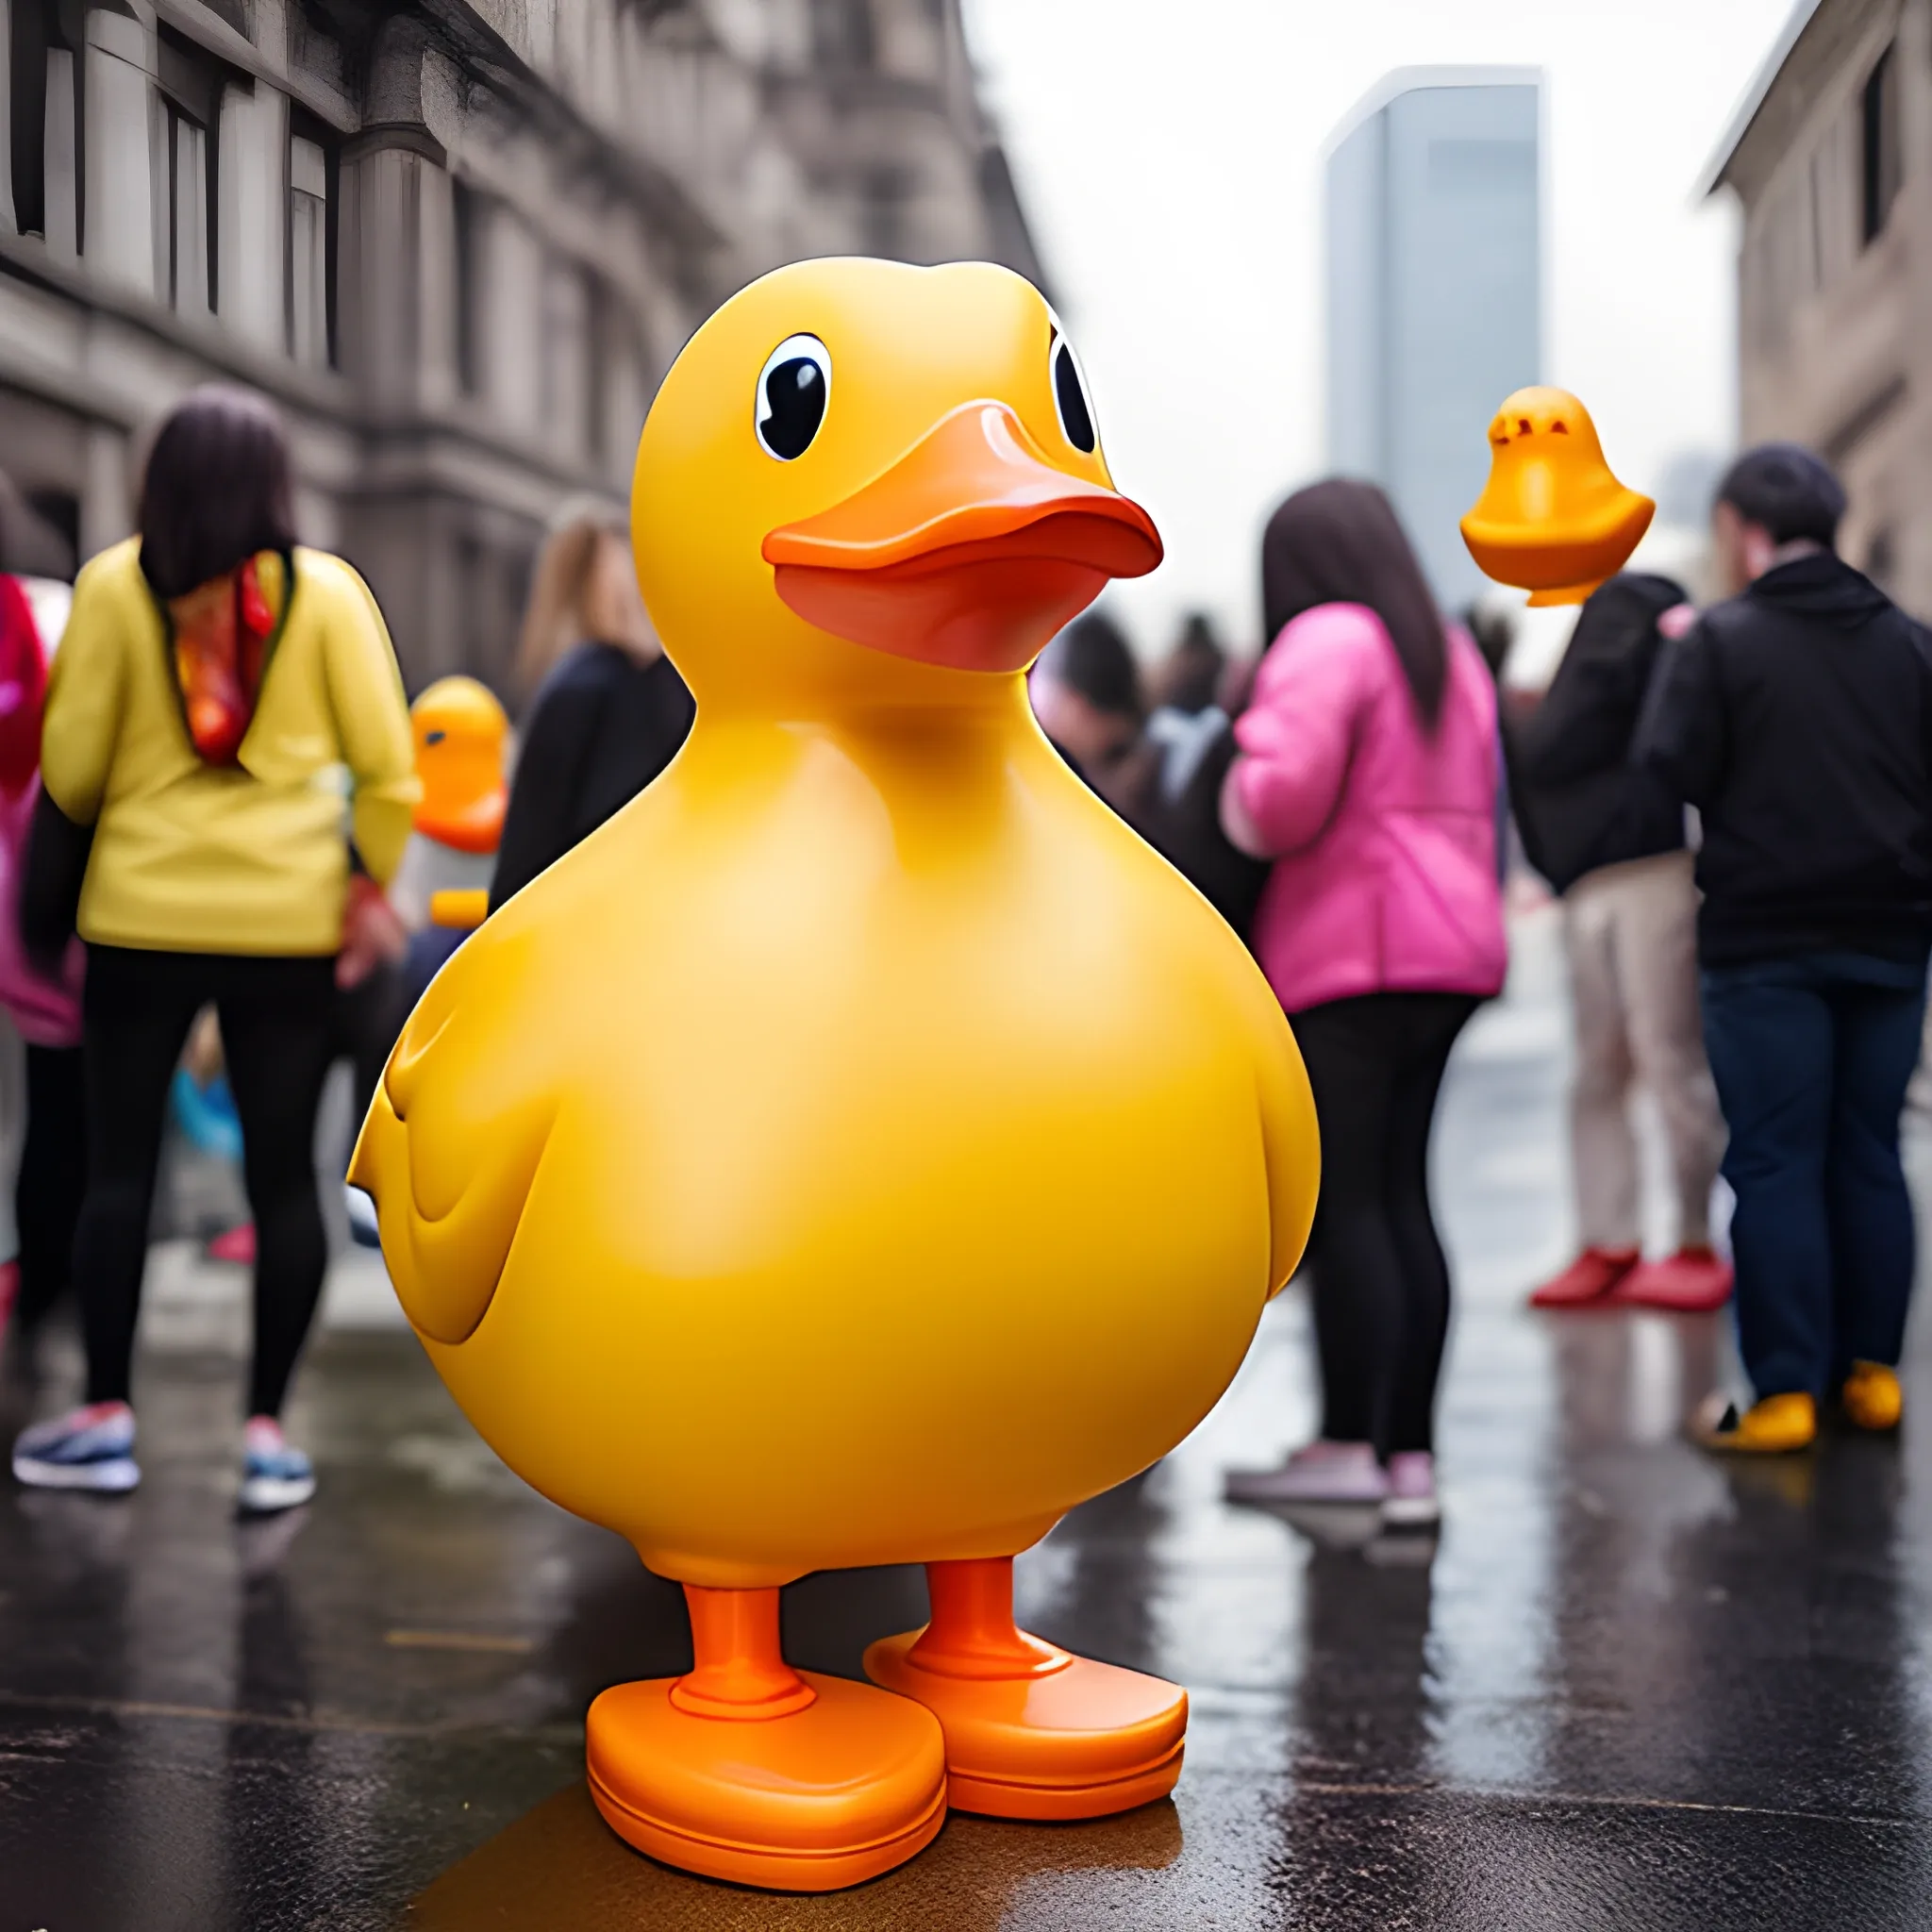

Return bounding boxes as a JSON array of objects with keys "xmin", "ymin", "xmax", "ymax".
[
  {"xmin": 1708, "ymin": 0, "xmax": 1932, "ymax": 610},
  {"xmin": 0, "ymin": 0, "xmax": 1043, "ymax": 689}
]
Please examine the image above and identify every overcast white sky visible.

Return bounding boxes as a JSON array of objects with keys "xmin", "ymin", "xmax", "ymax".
[{"xmin": 962, "ymin": 0, "xmax": 1798, "ymax": 654}]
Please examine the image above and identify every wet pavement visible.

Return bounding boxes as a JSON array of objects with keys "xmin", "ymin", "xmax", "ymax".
[{"xmin": 7, "ymin": 908, "xmax": 1932, "ymax": 1928}]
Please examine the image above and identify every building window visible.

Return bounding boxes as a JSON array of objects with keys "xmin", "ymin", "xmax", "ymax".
[
  {"xmin": 452, "ymin": 176, "xmax": 483, "ymax": 396},
  {"xmin": 162, "ymin": 105, "xmax": 212, "ymax": 316},
  {"xmin": 289, "ymin": 132, "xmax": 331, "ymax": 366},
  {"xmin": 11, "ymin": 0, "xmax": 84, "ymax": 260},
  {"xmin": 812, "ymin": 0, "xmax": 874, "ymax": 68},
  {"xmin": 158, "ymin": 26, "xmax": 221, "ymax": 315},
  {"xmin": 584, "ymin": 273, "xmax": 611, "ymax": 463},
  {"xmin": 1862, "ymin": 44, "xmax": 1901, "ymax": 245},
  {"xmin": 863, "ymin": 165, "xmax": 913, "ymax": 258},
  {"xmin": 42, "ymin": 45, "xmax": 78, "ymax": 259},
  {"xmin": 25, "ymin": 490, "xmax": 79, "ymax": 571},
  {"xmin": 9, "ymin": 3, "xmax": 45, "ymax": 237},
  {"xmin": 540, "ymin": 256, "xmax": 591, "ymax": 455}
]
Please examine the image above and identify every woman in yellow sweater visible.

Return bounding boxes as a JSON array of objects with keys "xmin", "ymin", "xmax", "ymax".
[{"xmin": 10, "ymin": 387, "xmax": 417, "ymax": 1511}]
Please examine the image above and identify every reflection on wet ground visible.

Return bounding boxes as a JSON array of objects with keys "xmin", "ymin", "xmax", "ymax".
[{"xmin": 6, "ymin": 911, "xmax": 1932, "ymax": 1927}]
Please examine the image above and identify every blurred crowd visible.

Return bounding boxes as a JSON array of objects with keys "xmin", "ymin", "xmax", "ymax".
[
  {"xmin": 0, "ymin": 387, "xmax": 696, "ymax": 1512},
  {"xmin": 1040, "ymin": 444, "xmax": 1928, "ymax": 1511},
  {"xmin": 0, "ymin": 380, "xmax": 1926, "ymax": 1534}
]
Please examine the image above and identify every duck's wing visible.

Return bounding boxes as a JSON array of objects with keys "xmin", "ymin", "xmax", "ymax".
[
  {"xmin": 348, "ymin": 924, "xmax": 558, "ymax": 1344},
  {"xmin": 1242, "ymin": 973, "xmax": 1321, "ymax": 1298}
]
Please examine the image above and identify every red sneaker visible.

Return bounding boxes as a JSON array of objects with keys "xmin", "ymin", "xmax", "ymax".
[
  {"xmin": 1528, "ymin": 1246, "xmax": 1640, "ymax": 1308},
  {"xmin": 1610, "ymin": 1246, "xmax": 1733, "ymax": 1313}
]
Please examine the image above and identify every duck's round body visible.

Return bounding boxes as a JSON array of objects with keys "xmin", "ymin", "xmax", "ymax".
[
  {"xmin": 378, "ymin": 681, "xmax": 1305, "ymax": 1586},
  {"xmin": 353, "ymin": 256, "xmax": 1314, "ymax": 1593}
]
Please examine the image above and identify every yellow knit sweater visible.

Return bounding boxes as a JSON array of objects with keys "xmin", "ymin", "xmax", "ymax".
[{"xmin": 42, "ymin": 538, "xmax": 420, "ymax": 956}]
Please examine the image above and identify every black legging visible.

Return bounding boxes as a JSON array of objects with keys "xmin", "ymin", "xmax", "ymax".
[
  {"xmin": 1291, "ymin": 991, "xmax": 1479, "ymax": 1458},
  {"xmin": 76, "ymin": 946, "xmax": 336, "ymax": 1417},
  {"xmin": 14, "ymin": 1041, "xmax": 87, "ymax": 1335}
]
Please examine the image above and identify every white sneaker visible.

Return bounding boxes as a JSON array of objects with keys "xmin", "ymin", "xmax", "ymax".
[
  {"xmin": 13, "ymin": 1401, "xmax": 140, "ymax": 1492},
  {"xmin": 1224, "ymin": 1440, "xmax": 1388, "ymax": 1505},
  {"xmin": 1381, "ymin": 1451, "xmax": 1439, "ymax": 1528},
  {"xmin": 345, "ymin": 1183, "xmax": 382, "ymax": 1250},
  {"xmin": 239, "ymin": 1417, "xmax": 316, "ymax": 1515}
]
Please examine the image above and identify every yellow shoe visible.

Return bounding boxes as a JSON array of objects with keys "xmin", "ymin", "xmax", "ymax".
[
  {"xmin": 1841, "ymin": 1361, "xmax": 1903, "ymax": 1433},
  {"xmin": 1690, "ymin": 1391, "xmax": 1817, "ymax": 1454}
]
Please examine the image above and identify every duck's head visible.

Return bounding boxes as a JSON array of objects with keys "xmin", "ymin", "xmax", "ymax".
[
  {"xmin": 410, "ymin": 675, "xmax": 508, "ymax": 854},
  {"xmin": 631, "ymin": 258, "xmax": 1161, "ymax": 713},
  {"xmin": 1459, "ymin": 386, "xmax": 1655, "ymax": 606}
]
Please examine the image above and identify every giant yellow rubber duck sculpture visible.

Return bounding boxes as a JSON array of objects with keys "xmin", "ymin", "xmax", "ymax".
[
  {"xmin": 1460, "ymin": 386, "xmax": 1655, "ymax": 604},
  {"xmin": 350, "ymin": 258, "xmax": 1317, "ymax": 1892}
]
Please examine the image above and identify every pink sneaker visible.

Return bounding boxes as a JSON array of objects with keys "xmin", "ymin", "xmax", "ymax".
[
  {"xmin": 1528, "ymin": 1246, "xmax": 1639, "ymax": 1308},
  {"xmin": 1610, "ymin": 1247, "xmax": 1733, "ymax": 1313},
  {"xmin": 1224, "ymin": 1440, "xmax": 1388, "ymax": 1506},
  {"xmin": 1382, "ymin": 1451, "xmax": 1439, "ymax": 1529},
  {"xmin": 208, "ymin": 1223, "xmax": 257, "ymax": 1266}
]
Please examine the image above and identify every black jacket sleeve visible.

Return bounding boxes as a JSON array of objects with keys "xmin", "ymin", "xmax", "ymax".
[
  {"xmin": 1635, "ymin": 622, "xmax": 1726, "ymax": 810},
  {"xmin": 1146, "ymin": 722, "xmax": 1273, "ymax": 940},
  {"xmin": 1515, "ymin": 575, "xmax": 1681, "ymax": 786},
  {"xmin": 488, "ymin": 677, "xmax": 600, "ymax": 912},
  {"xmin": 19, "ymin": 782, "xmax": 92, "ymax": 977}
]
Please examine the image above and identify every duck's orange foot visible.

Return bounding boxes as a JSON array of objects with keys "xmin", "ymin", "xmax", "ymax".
[
  {"xmin": 863, "ymin": 1557, "xmax": 1186, "ymax": 1821},
  {"xmin": 588, "ymin": 1586, "xmax": 945, "ymax": 1891}
]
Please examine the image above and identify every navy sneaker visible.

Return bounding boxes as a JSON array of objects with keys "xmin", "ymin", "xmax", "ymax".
[
  {"xmin": 239, "ymin": 1418, "xmax": 315, "ymax": 1515},
  {"xmin": 13, "ymin": 1402, "xmax": 140, "ymax": 1492}
]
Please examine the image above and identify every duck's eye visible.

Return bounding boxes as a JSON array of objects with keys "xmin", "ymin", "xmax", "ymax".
[
  {"xmin": 1050, "ymin": 329, "xmax": 1097, "ymax": 455},
  {"xmin": 756, "ymin": 334, "xmax": 831, "ymax": 460}
]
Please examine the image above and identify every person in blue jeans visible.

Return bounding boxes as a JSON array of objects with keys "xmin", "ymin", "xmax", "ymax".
[{"xmin": 1638, "ymin": 444, "xmax": 1932, "ymax": 1452}]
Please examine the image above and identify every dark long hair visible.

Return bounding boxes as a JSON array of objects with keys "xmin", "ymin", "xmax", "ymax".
[
  {"xmin": 1260, "ymin": 478, "xmax": 1447, "ymax": 727},
  {"xmin": 1048, "ymin": 609, "xmax": 1142, "ymax": 723},
  {"xmin": 139, "ymin": 386, "xmax": 297, "ymax": 600}
]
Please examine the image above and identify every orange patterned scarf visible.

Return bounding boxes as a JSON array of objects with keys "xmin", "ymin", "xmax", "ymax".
[{"xmin": 166, "ymin": 551, "xmax": 287, "ymax": 764}]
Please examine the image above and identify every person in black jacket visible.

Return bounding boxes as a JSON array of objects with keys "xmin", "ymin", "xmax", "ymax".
[
  {"xmin": 1637, "ymin": 443, "xmax": 1932, "ymax": 1454},
  {"xmin": 490, "ymin": 506, "xmax": 694, "ymax": 912},
  {"xmin": 1510, "ymin": 575, "xmax": 1726, "ymax": 1313},
  {"xmin": 1030, "ymin": 612, "xmax": 1269, "ymax": 936}
]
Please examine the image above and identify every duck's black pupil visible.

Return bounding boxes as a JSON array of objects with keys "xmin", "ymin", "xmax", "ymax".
[
  {"xmin": 1054, "ymin": 341, "xmax": 1095, "ymax": 453},
  {"xmin": 761, "ymin": 358, "xmax": 825, "ymax": 459}
]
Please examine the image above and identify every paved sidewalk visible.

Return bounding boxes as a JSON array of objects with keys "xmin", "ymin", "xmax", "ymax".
[{"xmin": 6, "ymin": 908, "xmax": 1932, "ymax": 1928}]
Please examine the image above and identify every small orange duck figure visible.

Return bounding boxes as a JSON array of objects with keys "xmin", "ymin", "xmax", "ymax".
[
  {"xmin": 406, "ymin": 675, "xmax": 507, "ymax": 931},
  {"xmin": 1459, "ymin": 387, "xmax": 1654, "ymax": 605}
]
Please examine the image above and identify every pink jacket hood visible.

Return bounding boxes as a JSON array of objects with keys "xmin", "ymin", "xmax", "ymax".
[{"xmin": 1233, "ymin": 602, "xmax": 1507, "ymax": 1014}]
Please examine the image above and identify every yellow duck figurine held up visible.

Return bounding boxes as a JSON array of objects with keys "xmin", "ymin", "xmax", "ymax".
[
  {"xmin": 350, "ymin": 258, "xmax": 1318, "ymax": 1892},
  {"xmin": 399, "ymin": 675, "xmax": 507, "ymax": 932},
  {"xmin": 1459, "ymin": 385, "xmax": 1655, "ymax": 604}
]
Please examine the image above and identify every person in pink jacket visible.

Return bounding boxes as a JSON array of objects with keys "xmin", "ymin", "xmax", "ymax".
[{"xmin": 1221, "ymin": 480, "xmax": 1507, "ymax": 1528}]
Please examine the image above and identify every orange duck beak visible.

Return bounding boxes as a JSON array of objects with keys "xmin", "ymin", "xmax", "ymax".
[{"xmin": 761, "ymin": 402, "xmax": 1162, "ymax": 673}]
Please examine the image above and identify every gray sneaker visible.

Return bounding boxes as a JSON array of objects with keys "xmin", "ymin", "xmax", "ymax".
[{"xmin": 1224, "ymin": 1441, "xmax": 1388, "ymax": 1506}]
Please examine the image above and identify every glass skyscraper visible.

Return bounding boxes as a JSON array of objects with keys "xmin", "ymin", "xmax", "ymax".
[{"xmin": 1326, "ymin": 69, "xmax": 1542, "ymax": 608}]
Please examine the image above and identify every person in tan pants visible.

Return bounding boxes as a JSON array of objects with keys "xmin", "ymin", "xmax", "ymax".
[
  {"xmin": 1559, "ymin": 850, "xmax": 1727, "ymax": 1307},
  {"xmin": 1504, "ymin": 573, "xmax": 1732, "ymax": 1311}
]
